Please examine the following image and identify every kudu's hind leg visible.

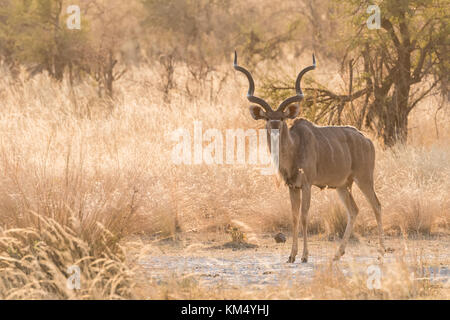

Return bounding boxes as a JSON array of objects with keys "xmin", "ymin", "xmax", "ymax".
[
  {"xmin": 287, "ymin": 187, "xmax": 301, "ymax": 263},
  {"xmin": 334, "ymin": 187, "xmax": 359, "ymax": 261},
  {"xmin": 356, "ymin": 180, "xmax": 385, "ymax": 253}
]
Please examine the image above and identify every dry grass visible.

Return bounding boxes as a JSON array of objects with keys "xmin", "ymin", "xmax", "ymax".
[
  {"xmin": 0, "ymin": 215, "xmax": 136, "ymax": 299},
  {"xmin": 0, "ymin": 62, "xmax": 448, "ymax": 299},
  {"xmin": 307, "ymin": 259, "xmax": 447, "ymax": 300}
]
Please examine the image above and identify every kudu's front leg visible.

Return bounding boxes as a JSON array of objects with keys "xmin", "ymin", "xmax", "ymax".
[
  {"xmin": 300, "ymin": 185, "xmax": 311, "ymax": 263},
  {"xmin": 287, "ymin": 187, "xmax": 301, "ymax": 263}
]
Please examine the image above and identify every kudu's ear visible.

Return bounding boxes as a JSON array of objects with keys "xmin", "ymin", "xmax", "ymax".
[
  {"xmin": 249, "ymin": 105, "xmax": 267, "ymax": 120},
  {"xmin": 284, "ymin": 104, "xmax": 300, "ymax": 119}
]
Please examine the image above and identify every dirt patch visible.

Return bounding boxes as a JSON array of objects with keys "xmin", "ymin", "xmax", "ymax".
[{"xmin": 135, "ymin": 236, "xmax": 450, "ymax": 290}]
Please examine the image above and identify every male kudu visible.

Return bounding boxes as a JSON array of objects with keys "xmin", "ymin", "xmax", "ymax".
[{"xmin": 234, "ymin": 52, "xmax": 385, "ymax": 262}]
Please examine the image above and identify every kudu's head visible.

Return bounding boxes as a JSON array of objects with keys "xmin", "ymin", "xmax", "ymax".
[{"xmin": 234, "ymin": 51, "xmax": 316, "ymax": 134}]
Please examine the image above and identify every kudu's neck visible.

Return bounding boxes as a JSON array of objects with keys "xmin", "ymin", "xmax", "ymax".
[{"xmin": 267, "ymin": 122, "xmax": 295, "ymax": 170}]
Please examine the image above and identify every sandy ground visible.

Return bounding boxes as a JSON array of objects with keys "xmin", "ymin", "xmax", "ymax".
[{"xmin": 132, "ymin": 234, "xmax": 450, "ymax": 290}]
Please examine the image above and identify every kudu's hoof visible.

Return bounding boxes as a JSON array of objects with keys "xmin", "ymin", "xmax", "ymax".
[
  {"xmin": 287, "ymin": 256, "xmax": 295, "ymax": 263},
  {"xmin": 301, "ymin": 257, "xmax": 308, "ymax": 263}
]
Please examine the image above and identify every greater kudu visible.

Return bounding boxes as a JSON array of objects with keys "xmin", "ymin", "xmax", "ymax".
[{"xmin": 234, "ymin": 52, "xmax": 385, "ymax": 262}]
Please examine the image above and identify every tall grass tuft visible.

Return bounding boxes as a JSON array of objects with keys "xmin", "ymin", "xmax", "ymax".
[{"xmin": 0, "ymin": 214, "xmax": 136, "ymax": 299}]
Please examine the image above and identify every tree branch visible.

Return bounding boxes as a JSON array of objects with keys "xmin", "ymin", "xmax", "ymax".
[
  {"xmin": 407, "ymin": 80, "xmax": 440, "ymax": 113},
  {"xmin": 381, "ymin": 18, "xmax": 401, "ymax": 50}
]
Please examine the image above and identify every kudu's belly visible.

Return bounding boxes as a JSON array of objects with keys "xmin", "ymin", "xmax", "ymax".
[{"xmin": 311, "ymin": 145, "xmax": 353, "ymax": 188}]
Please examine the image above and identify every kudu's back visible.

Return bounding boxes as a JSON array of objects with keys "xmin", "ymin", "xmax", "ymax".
[{"xmin": 290, "ymin": 118, "xmax": 376, "ymax": 189}]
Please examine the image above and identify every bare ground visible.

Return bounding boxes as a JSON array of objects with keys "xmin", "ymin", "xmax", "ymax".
[{"xmin": 129, "ymin": 234, "xmax": 450, "ymax": 295}]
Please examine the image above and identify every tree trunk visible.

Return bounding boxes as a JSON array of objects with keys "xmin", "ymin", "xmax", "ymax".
[
  {"xmin": 105, "ymin": 51, "xmax": 116, "ymax": 98},
  {"xmin": 379, "ymin": 80, "xmax": 411, "ymax": 147},
  {"xmin": 381, "ymin": 101, "xmax": 408, "ymax": 147}
]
